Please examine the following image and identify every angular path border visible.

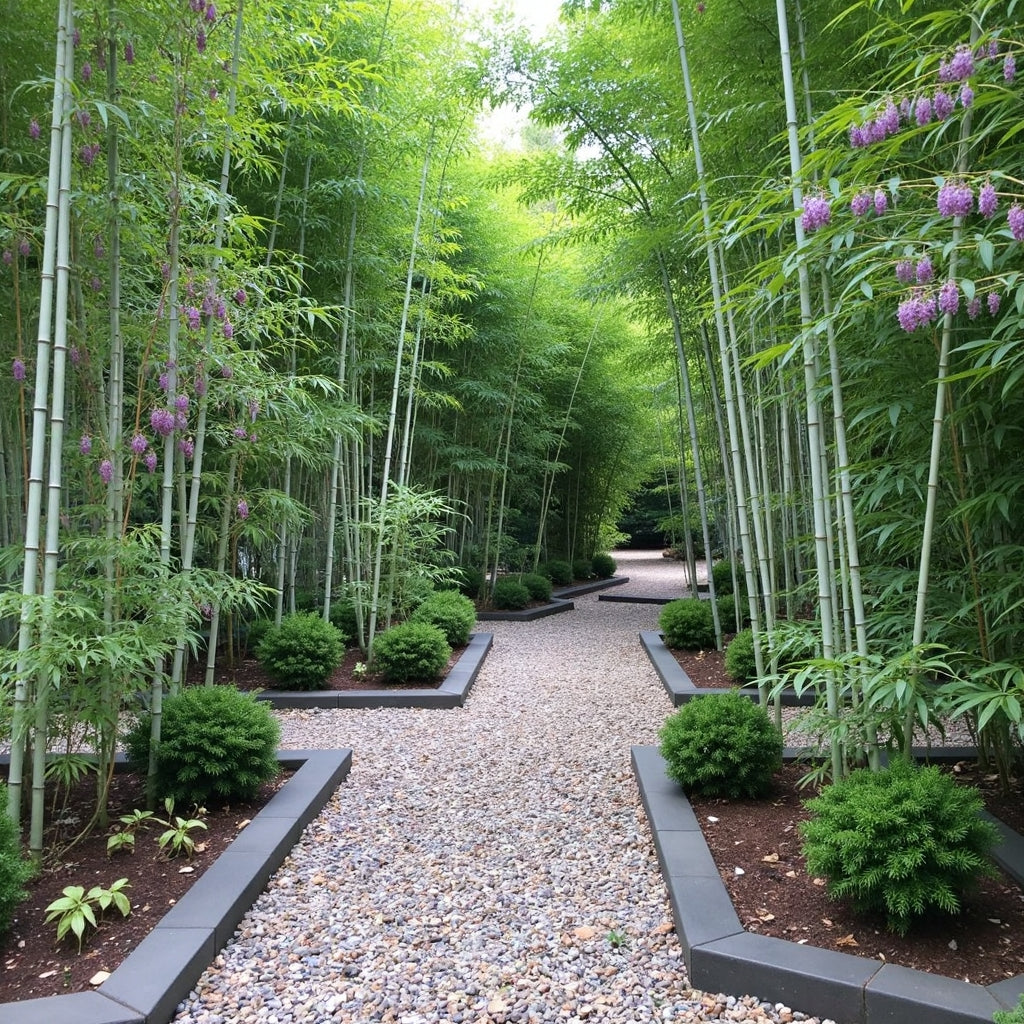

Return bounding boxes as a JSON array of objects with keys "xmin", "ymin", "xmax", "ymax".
[
  {"xmin": 256, "ymin": 631, "xmax": 492, "ymax": 710},
  {"xmin": 600, "ymin": 583, "xmax": 708, "ymax": 605},
  {"xmin": 477, "ymin": 575, "xmax": 629, "ymax": 622},
  {"xmin": 6, "ymin": 748, "xmax": 352, "ymax": 1024},
  {"xmin": 640, "ymin": 630, "xmax": 813, "ymax": 707},
  {"xmin": 631, "ymin": 745, "xmax": 1024, "ymax": 1024}
]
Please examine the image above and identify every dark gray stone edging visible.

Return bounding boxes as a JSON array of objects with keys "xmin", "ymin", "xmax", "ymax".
[
  {"xmin": 256, "ymin": 631, "xmax": 493, "ymax": 709},
  {"xmin": 632, "ymin": 745, "xmax": 1024, "ymax": 1024},
  {"xmin": 640, "ymin": 630, "xmax": 814, "ymax": 707},
  {"xmin": 600, "ymin": 583, "xmax": 708, "ymax": 605},
  {"xmin": 476, "ymin": 575, "xmax": 630, "ymax": 621},
  {"xmin": 6, "ymin": 748, "xmax": 352, "ymax": 1024}
]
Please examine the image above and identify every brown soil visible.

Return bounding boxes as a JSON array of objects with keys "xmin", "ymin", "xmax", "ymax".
[
  {"xmin": 667, "ymin": 642, "xmax": 736, "ymax": 689},
  {"xmin": 689, "ymin": 762, "xmax": 1024, "ymax": 986},
  {"xmin": 0, "ymin": 769, "xmax": 286, "ymax": 1004}
]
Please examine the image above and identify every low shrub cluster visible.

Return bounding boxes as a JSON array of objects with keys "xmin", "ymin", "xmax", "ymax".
[
  {"xmin": 125, "ymin": 685, "xmax": 280, "ymax": 806},
  {"xmin": 658, "ymin": 692, "xmax": 781, "ymax": 798},
  {"xmin": 412, "ymin": 590, "xmax": 476, "ymax": 646},
  {"xmin": 571, "ymin": 558, "xmax": 593, "ymax": 582},
  {"xmin": 521, "ymin": 572, "xmax": 553, "ymax": 602},
  {"xmin": 492, "ymin": 577, "xmax": 530, "ymax": 610},
  {"xmin": 799, "ymin": 758, "xmax": 998, "ymax": 935},
  {"xmin": 541, "ymin": 559, "xmax": 573, "ymax": 586},
  {"xmin": 373, "ymin": 621, "xmax": 452, "ymax": 683},
  {"xmin": 659, "ymin": 597, "xmax": 715, "ymax": 650},
  {"xmin": 724, "ymin": 628, "xmax": 758, "ymax": 683},
  {"xmin": 256, "ymin": 612, "xmax": 346, "ymax": 691},
  {"xmin": 591, "ymin": 552, "xmax": 616, "ymax": 578}
]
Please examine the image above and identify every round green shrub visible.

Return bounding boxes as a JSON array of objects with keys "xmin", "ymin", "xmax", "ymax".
[
  {"xmin": 658, "ymin": 692, "xmax": 781, "ymax": 798},
  {"xmin": 328, "ymin": 597, "xmax": 360, "ymax": 641},
  {"xmin": 456, "ymin": 565, "xmax": 485, "ymax": 600},
  {"xmin": 521, "ymin": 572, "xmax": 553, "ymax": 602},
  {"xmin": 0, "ymin": 789, "xmax": 33, "ymax": 938},
  {"xmin": 716, "ymin": 594, "xmax": 737, "ymax": 631},
  {"xmin": 492, "ymin": 578, "xmax": 530, "ymax": 610},
  {"xmin": 711, "ymin": 559, "xmax": 739, "ymax": 596},
  {"xmin": 799, "ymin": 759, "xmax": 999, "ymax": 935},
  {"xmin": 542, "ymin": 559, "xmax": 573, "ymax": 586},
  {"xmin": 255, "ymin": 612, "xmax": 346, "ymax": 691},
  {"xmin": 373, "ymin": 621, "xmax": 452, "ymax": 683},
  {"xmin": 411, "ymin": 590, "xmax": 476, "ymax": 646},
  {"xmin": 571, "ymin": 558, "xmax": 593, "ymax": 582},
  {"xmin": 725, "ymin": 628, "xmax": 758, "ymax": 684},
  {"xmin": 124, "ymin": 685, "xmax": 280, "ymax": 806},
  {"xmin": 591, "ymin": 552, "xmax": 616, "ymax": 578},
  {"xmin": 659, "ymin": 597, "xmax": 716, "ymax": 650}
]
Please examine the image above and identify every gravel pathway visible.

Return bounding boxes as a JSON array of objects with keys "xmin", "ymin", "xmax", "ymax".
[{"xmin": 174, "ymin": 552, "xmax": 835, "ymax": 1024}]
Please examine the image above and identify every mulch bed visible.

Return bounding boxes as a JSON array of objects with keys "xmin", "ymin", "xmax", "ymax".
[{"xmin": 0, "ymin": 768, "xmax": 287, "ymax": 1003}]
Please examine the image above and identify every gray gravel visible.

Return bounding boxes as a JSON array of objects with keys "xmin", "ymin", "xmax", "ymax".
[{"xmin": 173, "ymin": 551, "xmax": 839, "ymax": 1024}]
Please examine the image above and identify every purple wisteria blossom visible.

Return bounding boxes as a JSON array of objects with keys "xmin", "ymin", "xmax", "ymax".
[
  {"xmin": 205, "ymin": 3, "xmax": 217, "ymax": 21},
  {"xmin": 1005, "ymin": 54, "xmax": 1017, "ymax": 82},
  {"xmin": 174, "ymin": 393, "xmax": 189, "ymax": 412},
  {"xmin": 1009, "ymin": 204, "xmax": 1024, "ymax": 241},
  {"xmin": 11, "ymin": 359, "xmax": 25, "ymax": 381},
  {"xmin": 98, "ymin": 459, "xmax": 113, "ymax": 484},
  {"xmin": 933, "ymin": 90, "xmax": 955, "ymax": 120},
  {"xmin": 916, "ymin": 256, "xmax": 935, "ymax": 283},
  {"xmin": 2, "ymin": 250, "xmax": 11, "ymax": 266},
  {"xmin": 160, "ymin": 261, "xmax": 171, "ymax": 281},
  {"xmin": 895, "ymin": 259, "xmax": 914, "ymax": 285},
  {"xmin": 937, "ymin": 280, "xmax": 960, "ymax": 315},
  {"xmin": 93, "ymin": 237, "xmax": 105, "ymax": 259},
  {"xmin": 945, "ymin": 46, "xmax": 975, "ymax": 82},
  {"xmin": 234, "ymin": 288, "xmax": 248, "ymax": 305},
  {"xmin": 233, "ymin": 426, "xmax": 247, "ymax": 439},
  {"xmin": 130, "ymin": 433, "xmax": 148, "ymax": 455},
  {"xmin": 851, "ymin": 192, "xmax": 872, "ymax": 217},
  {"xmin": 896, "ymin": 289, "xmax": 938, "ymax": 333},
  {"xmin": 959, "ymin": 84, "xmax": 974, "ymax": 108},
  {"xmin": 196, "ymin": 29, "xmax": 206, "ymax": 53},
  {"xmin": 801, "ymin": 195, "xmax": 831, "ymax": 232},
  {"xmin": 967, "ymin": 296, "xmax": 981, "ymax": 320},
  {"xmin": 915, "ymin": 96, "xmax": 933, "ymax": 126},
  {"xmin": 220, "ymin": 364, "xmax": 233, "ymax": 378},
  {"xmin": 79, "ymin": 435, "xmax": 92, "ymax": 455},
  {"xmin": 237, "ymin": 498, "xmax": 249, "ymax": 520},
  {"xmin": 124, "ymin": 41, "xmax": 134, "ymax": 64},
  {"xmin": 29, "ymin": 119, "xmax": 40, "ymax": 140},
  {"xmin": 179, "ymin": 437, "xmax": 195, "ymax": 459},
  {"xmin": 248, "ymin": 399, "xmax": 260, "ymax": 422},
  {"xmin": 90, "ymin": 276, "xmax": 102, "ymax": 292},
  {"xmin": 81, "ymin": 62, "xmax": 92, "ymax": 83},
  {"xmin": 184, "ymin": 305, "xmax": 201, "ymax": 330},
  {"xmin": 150, "ymin": 407, "xmax": 175, "ymax": 436},
  {"xmin": 69, "ymin": 345, "xmax": 81, "ymax": 366},
  {"xmin": 937, "ymin": 180, "xmax": 973, "ymax": 217},
  {"xmin": 988, "ymin": 291, "xmax": 1002, "ymax": 315},
  {"xmin": 144, "ymin": 452, "xmax": 158, "ymax": 473},
  {"xmin": 159, "ymin": 372, "xmax": 170, "ymax": 391},
  {"xmin": 18, "ymin": 239, "xmax": 30, "ymax": 257},
  {"xmin": 874, "ymin": 189, "xmax": 888, "ymax": 215},
  {"xmin": 194, "ymin": 376, "xmax": 207, "ymax": 397},
  {"xmin": 215, "ymin": 299, "xmax": 226, "ymax": 320},
  {"xmin": 978, "ymin": 181, "xmax": 998, "ymax": 218},
  {"xmin": 223, "ymin": 322, "xmax": 234, "ymax": 340}
]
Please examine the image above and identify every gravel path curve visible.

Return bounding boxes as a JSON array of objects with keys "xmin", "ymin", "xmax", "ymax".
[{"xmin": 174, "ymin": 551, "xmax": 832, "ymax": 1024}]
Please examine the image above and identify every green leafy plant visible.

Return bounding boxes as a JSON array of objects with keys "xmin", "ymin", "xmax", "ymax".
[
  {"xmin": 255, "ymin": 612, "xmax": 346, "ymax": 691},
  {"xmin": 799, "ymin": 759, "xmax": 998, "ymax": 935},
  {"xmin": 659, "ymin": 598, "xmax": 716, "ymax": 650},
  {"xmin": 106, "ymin": 808, "xmax": 155, "ymax": 857},
  {"xmin": 124, "ymin": 685, "xmax": 280, "ymax": 806},
  {"xmin": 328, "ymin": 598, "xmax": 360, "ymax": 642},
  {"xmin": 0, "ymin": 792, "xmax": 33, "ymax": 939},
  {"xmin": 154, "ymin": 798, "xmax": 208, "ymax": 859},
  {"xmin": 491, "ymin": 578, "xmax": 531, "ymax": 610},
  {"xmin": 373, "ymin": 621, "xmax": 452, "ymax": 683},
  {"xmin": 994, "ymin": 992, "xmax": 1024, "ymax": 1024},
  {"xmin": 456, "ymin": 565, "xmax": 485, "ymax": 600},
  {"xmin": 607, "ymin": 928, "xmax": 628, "ymax": 948},
  {"xmin": 591, "ymin": 552, "xmax": 616, "ymax": 579},
  {"xmin": 520, "ymin": 573, "xmax": 553, "ymax": 602},
  {"xmin": 541, "ymin": 559, "xmax": 573, "ymax": 586},
  {"xmin": 571, "ymin": 557, "xmax": 593, "ymax": 581},
  {"xmin": 658, "ymin": 692, "xmax": 782, "ymax": 798},
  {"xmin": 411, "ymin": 590, "xmax": 477, "ymax": 646},
  {"xmin": 725, "ymin": 628, "xmax": 757, "ymax": 684},
  {"xmin": 44, "ymin": 878, "xmax": 131, "ymax": 951},
  {"xmin": 716, "ymin": 593, "xmax": 750, "ymax": 632}
]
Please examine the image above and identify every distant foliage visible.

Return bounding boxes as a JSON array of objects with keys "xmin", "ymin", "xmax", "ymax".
[
  {"xmin": 521, "ymin": 573, "xmax": 553, "ymax": 602},
  {"xmin": 492, "ymin": 578, "xmax": 531, "ymax": 610},
  {"xmin": 725, "ymin": 628, "xmax": 758, "ymax": 684},
  {"xmin": 256, "ymin": 612, "xmax": 345, "ymax": 691},
  {"xmin": 711, "ymin": 559, "xmax": 739, "ymax": 596},
  {"xmin": 373, "ymin": 621, "xmax": 451, "ymax": 683},
  {"xmin": 541, "ymin": 559, "xmax": 573, "ymax": 586},
  {"xmin": 659, "ymin": 692, "xmax": 781, "ymax": 798},
  {"xmin": 328, "ymin": 597, "xmax": 360, "ymax": 642},
  {"xmin": 124, "ymin": 686, "xmax": 280, "ymax": 806},
  {"xmin": 659, "ymin": 598, "xmax": 716, "ymax": 650},
  {"xmin": 799, "ymin": 759, "xmax": 998, "ymax": 935},
  {"xmin": 412, "ymin": 590, "xmax": 476, "ymax": 646},
  {"xmin": 591, "ymin": 552, "xmax": 616, "ymax": 578},
  {"xmin": 456, "ymin": 565, "xmax": 485, "ymax": 600},
  {"xmin": 0, "ymin": 790, "xmax": 33, "ymax": 939}
]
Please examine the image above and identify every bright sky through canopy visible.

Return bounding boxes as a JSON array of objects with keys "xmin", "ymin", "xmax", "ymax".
[{"xmin": 465, "ymin": 0, "xmax": 561, "ymax": 37}]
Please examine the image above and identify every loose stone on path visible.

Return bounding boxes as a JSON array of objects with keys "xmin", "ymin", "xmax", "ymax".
[{"xmin": 173, "ymin": 552, "xmax": 831, "ymax": 1024}]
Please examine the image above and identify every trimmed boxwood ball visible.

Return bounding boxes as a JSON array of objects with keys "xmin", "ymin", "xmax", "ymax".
[
  {"xmin": 591, "ymin": 552, "xmax": 616, "ymax": 579},
  {"xmin": 0, "ymin": 788, "xmax": 33, "ymax": 938},
  {"xmin": 725, "ymin": 627, "xmax": 758, "ymax": 683},
  {"xmin": 412, "ymin": 590, "xmax": 476, "ymax": 646},
  {"xmin": 373, "ymin": 621, "xmax": 452, "ymax": 683},
  {"xmin": 492, "ymin": 577, "xmax": 530, "ymax": 610},
  {"xmin": 256, "ymin": 612, "xmax": 346, "ymax": 691},
  {"xmin": 124, "ymin": 685, "xmax": 280, "ymax": 806},
  {"xmin": 571, "ymin": 557, "xmax": 593, "ymax": 582},
  {"xmin": 521, "ymin": 572, "xmax": 553, "ymax": 602},
  {"xmin": 659, "ymin": 692, "xmax": 781, "ymax": 798},
  {"xmin": 542, "ymin": 559, "xmax": 573, "ymax": 586},
  {"xmin": 659, "ymin": 696, "xmax": 778, "ymax": 798},
  {"xmin": 659, "ymin": 597, "xmax": 715, "ymax": 650},
  {"xmin": 799, "ymin": 758, "xmax": 999, "ymax": 935}
]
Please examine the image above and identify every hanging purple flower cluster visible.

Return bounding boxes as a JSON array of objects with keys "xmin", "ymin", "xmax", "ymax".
[{"xmin": 801, "ymin": 194, "xmax": 832, "ymax": 233}]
